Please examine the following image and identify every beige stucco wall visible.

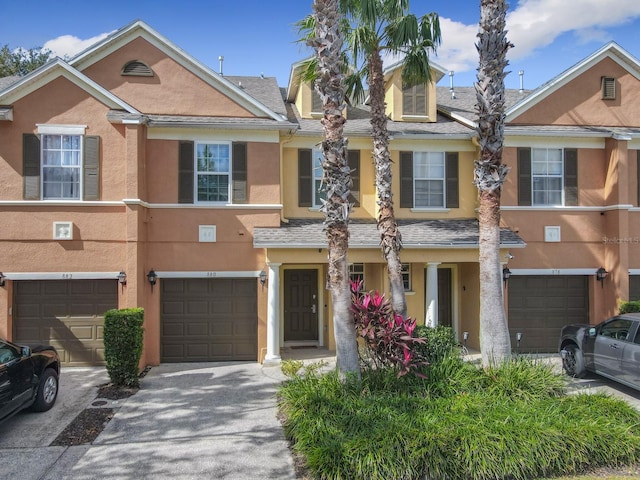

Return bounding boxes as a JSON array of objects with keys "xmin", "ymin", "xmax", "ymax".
[{"xmin": 385, "ymin": 68, "xmax": 438, "ymax": 122}]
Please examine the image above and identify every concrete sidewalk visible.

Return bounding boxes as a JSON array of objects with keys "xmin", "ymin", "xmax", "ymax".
[{"xmin": 41, "ymin": 362, "xmax": 296, "ymax": 480}]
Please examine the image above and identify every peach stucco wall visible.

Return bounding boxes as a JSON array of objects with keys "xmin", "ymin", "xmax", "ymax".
[
  {"xmin": 81, "ymin": 37, "xmax": 255, "ymax": 118},
  {"xmin": 0, "ymin": 76, "xmax": 128, "ymax": 201},
  {"xmin": 511, "ymin": 58, "xmax": 640, "ymax": 127},
  {"xmin": 147, "ymin": 140, "xmax": 281, "ymax": 204}
]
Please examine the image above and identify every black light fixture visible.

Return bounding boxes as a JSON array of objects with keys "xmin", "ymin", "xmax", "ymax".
[
  {"xmin": 259, "ymin": 269, "xmax": 267, "ymax": 287},
  {"xmin": 117, "ymin": 271, "xmax": 127, "ymax": 285},
  {"xmin": 147, "ymin": 270, "xmax": 157, "ymax": 291},
  {"xmin": 502, "ymin": 266, "xmax": 512, "ymax": 283},
  {"xmin": 0, "ymin": 272, "xmax": 5, "ymax": 287},
  {"xmin": 596, "ymin": 267, "xmax": 608, "ymax": 288}
]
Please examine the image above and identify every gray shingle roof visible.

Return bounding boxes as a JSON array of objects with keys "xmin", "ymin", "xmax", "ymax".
[
  {"xmin": 0, "ymin": 75, "xmax": 20, "ymax": 92},
  {"xmin": 254, "ymin": 218, "xmax": 524, "ymax": 248},
  {"xmin": 286, "ymin": 101, "xmax": 474, "ymax": 138},
  {"xmin": 225, "ymin": 75, "xmax": 288, "ymax": 118},
  {"xmin": 436, "ymin": 86, "xmax": 532, "ymax": 124}
]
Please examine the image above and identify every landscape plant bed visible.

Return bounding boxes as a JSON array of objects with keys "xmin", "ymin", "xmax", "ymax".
[{"xmin": 279, "ymin": 358, "xmax": 640, "ymax": 480}]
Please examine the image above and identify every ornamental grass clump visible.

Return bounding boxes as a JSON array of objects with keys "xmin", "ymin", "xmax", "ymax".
[{"xmin": 278, "ymin": 358, "xmax": 640, "ymax": 480}]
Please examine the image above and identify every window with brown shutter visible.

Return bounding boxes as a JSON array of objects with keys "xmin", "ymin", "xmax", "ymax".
[
  {"xmin": 402, "ymin": 82, "xmax": 427, "ymax": 116},
  {"xmin": 83, "ymin": 136, "xmax": 100, "ymax": 201},
  {"xmin": 23, "ymin": 133, "xmax": 41, "ymax": 200},
  {"xmin": 178, "ymin": 141, "xmax": 194, "ymax": 203},
  {"xmin": 298, "ymin": 149, "xmax": 313, "ymax": 207},
  {"xmin": 232, "ymin": 142, "xmax": 247, "ymax": 203},
  {"xmin": 348, "ymin": 150, "xmax": 360, "ymax": 207}
]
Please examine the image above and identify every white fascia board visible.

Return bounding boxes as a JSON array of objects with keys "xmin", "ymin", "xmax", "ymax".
[
  {"xmin": 154, "ymin": 271, "xmax": 262, "ymax": 279},
  {"xmin": 6, "ymin": 272, "xmax": 121, "ymax": 280},
  {"xmin": 0, "ymin": 59, "xmax": 140, "ymax": 114},
  {"xmin": 69, "ymin": 20, "xmax": 282, "ymax": 121},
  {"xmin": 509, "ymin": 269, "xmax": 599, "ymax": 276}
]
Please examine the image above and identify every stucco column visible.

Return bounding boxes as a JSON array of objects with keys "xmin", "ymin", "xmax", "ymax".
[
  {"xmin": 425, "ymin": 262, "xmax": 440, "ymax": 327},
  {"xmin": 265, "ymin": 262, "xmax": 282, "ymax": 363}
]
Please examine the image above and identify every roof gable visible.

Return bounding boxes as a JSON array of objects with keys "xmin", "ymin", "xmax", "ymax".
[
  {"xmin": 506, "ymin": 42, "xmax": 640, "ymax": 122},
  {"xmin": 0, "ymin": 58, "xmax": 139, "ymax": 114},
  {"xmin": 69, "ymin": 20, "xmax": 286, "ymax": 121}
]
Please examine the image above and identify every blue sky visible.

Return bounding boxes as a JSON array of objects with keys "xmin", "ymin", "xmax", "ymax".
[{"xmin": 2, "ymin": 0, "xmax": 640, "ymax": 91}]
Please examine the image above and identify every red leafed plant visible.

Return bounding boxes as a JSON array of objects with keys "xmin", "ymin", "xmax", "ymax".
[{"xmin": 350, "ymin": 280, "xmax": 427, "ymax": 377}]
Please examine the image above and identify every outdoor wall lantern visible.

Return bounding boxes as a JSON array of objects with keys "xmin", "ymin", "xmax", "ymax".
[
  {"xmin": 0, "ymin": 272, "xmax": 5, "ymax": 287},
  {"xmin": 117, "ymin": 271, "xmax": 127, "ymax": 285},
  {"xmin": 147, "ymin": 270, "xmax": 157, "ymax": 291},
  {"xmin": 259, "ymin": 269, "xmax": 267, "ymax": 287},
  {"xmin": 502, "ymin": 266, "xmax": 512, "ymax": 283},
  {"xmin": 596, "ymin": 267, "xmax": 608, "ymax": 287}
]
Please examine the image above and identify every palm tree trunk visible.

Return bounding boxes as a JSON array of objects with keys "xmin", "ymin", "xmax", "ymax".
[
  {"xmin": 312, "ymin": 0, "xmax": 360, "ymax": 378},
  {"xmin": 475, "ymin": 0, "xmax": 513, "ymax": 367},
  {"xmin": 368, "ymin": 49, "xmax": 407, "ymax": 318}
]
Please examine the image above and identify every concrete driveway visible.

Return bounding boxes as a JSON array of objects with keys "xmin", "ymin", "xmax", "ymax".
[
  {"xmin": 0, "ymin": 362, "xmax": 296, "ymax": 480},
  {"xmin": 0, "ymin": 366, "xmax": 108, "ymax": 448}
]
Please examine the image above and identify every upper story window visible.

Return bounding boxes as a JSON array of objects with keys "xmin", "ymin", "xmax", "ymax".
[
  {"xmin": 42, "ymin": 134, "xmax": 82, "ymax": 199},
  {"xmin": 178, "ymin": 141, "xmax": 247, "ymax": 204},
  {"xmin": 400, "ymin": 151, "xmax": 459, "ymax": 209},
  {"xmin": 196, "ymin": 142, "xmax": 230, "ymax": 203},
  {"xmin": 22, "ymin": 125, "xmax": 100, "ymax": 201},
  {"xmin": 402, "ymin": 82, "xmax": 427, "ymax": 116},
  {"xmin": 298, "ymin": 148, "xmax": 360, "ymax": 209},
  {"xmin": 517, "ymin": 147, "xmax": 578, "ymax": 207}
]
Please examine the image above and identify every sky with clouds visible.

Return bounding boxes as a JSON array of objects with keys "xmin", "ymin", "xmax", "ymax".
[{"xmin": 2, "ymin": 0, "xmax": 640, "ymax": 90}]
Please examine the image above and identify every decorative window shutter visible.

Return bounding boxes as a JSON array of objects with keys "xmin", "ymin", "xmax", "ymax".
[
  {"xmin": 517, "ymin": 147, "xmax": 532, "ymax": 206},
  {"xmin": 347, "ymin": 150, "xmax": 360, "ymax": 207},
  {"xmin": 311, "ymin": 89, "xmax": 323, "ymax": 112},
  {"xmin": 564, "ymin": 148, "xmax": 578, "ymax": 206},
  {"xmin": 23, "ymin": 133, "xmax": 41, "ymax": 200},
  {"xmin": 178, "ymin": 141, "xmax": 194, "ymax": 203},
  {"xmin": 445, "ymin": 152, "xmax": 459, "ymax": 208},
  {"xmin": 400, "ymin": 151, "xmax": 414, "ymax": 208},
  {"xmin": 83, "ymin": 136, "xmax": 100, "ymax": 200},
  {"xmin": 232, "ymin": 142, "xmax": 247, "ymax": 203},
  {"xmin": 298, "ymin": 149, "xmax": 312, "ymax": 207},
  {"xmin": 637, "ymin": 151, "xmax": 640, "ymax": 207}
]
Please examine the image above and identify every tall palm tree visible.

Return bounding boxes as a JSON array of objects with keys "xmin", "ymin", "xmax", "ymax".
[
  {"xmin": 309, "ymin": 0, "xmax": 360, "ymax": 377},
  {"xmin": 474, "ymin": 0, "xmax": 513, "ymax": 367},
  {"xmin": 340, "ymin": 0, "xmax": 441, "ymax": 317}
]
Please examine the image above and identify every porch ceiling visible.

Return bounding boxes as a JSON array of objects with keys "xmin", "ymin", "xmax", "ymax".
[{"xmin": 253, "ymin": 218, "xmax": 525, "ymax": 249}]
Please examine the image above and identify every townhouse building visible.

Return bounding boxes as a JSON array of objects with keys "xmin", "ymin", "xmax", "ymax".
[{"xmin": 0, "ymin": 21, "xmax": 638, "ymax": 365}]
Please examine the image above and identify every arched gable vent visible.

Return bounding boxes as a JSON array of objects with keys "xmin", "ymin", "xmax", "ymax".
[{"xmin": 121, "ymin": 60, "xmax": 153, "ymax": 77}]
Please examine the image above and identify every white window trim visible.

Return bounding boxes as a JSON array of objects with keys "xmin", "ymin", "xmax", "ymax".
[
  {"xmin": 37, "ymin": 124, "xmax": 86, "ymax": 135},
  {"xmin": 531, "ymin": 147, "xmax": 564, "ymax": 207},
  {"xmin": 40, "ymin": 132, "xmax": 84, "ymax": 201},
  {"xmin": 194, "ymin": 141, "xmax": 232, "ymax": 204},
  {"xmin": 312, "ymin": 149, "xmax": 325, "ymax": 208},
  {"xmin": 413, "ymin": 151, "xmax": 446, "ymax": 209}
]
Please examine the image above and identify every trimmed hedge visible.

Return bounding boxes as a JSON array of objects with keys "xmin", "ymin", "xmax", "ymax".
[
  {"xmin": 103, "ymin": 308, "xmax": 144, "ymax": 387},
  {"xmin": 619, "ymin": 300, "xmax": 640, "ymax": 314}
]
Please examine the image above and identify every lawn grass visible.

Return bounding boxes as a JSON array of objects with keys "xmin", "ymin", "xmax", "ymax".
[{"xmin": 278, "ymin": 357, "xmax": 640, "ymax": 480}]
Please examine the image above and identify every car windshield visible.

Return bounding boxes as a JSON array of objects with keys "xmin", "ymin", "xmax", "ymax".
[{"xmin": 0, "ymin": 340, "xmax": 20, "ymax": 364}]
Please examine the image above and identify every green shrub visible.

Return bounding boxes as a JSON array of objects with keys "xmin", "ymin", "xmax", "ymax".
[
  {"xmin": 103, "ymin": 308, "xmax": 144, "ymax": 387},
  {"xmin": 413, "ymin": 325, "xmax": 458, "ymax": 364},
  {"xmin": 278, "ymin": 359, "xmax": 640, "ymax": 480},
  {"xmin": 619, "ymin": 300, "xmax": 640, "ymax": 313}
]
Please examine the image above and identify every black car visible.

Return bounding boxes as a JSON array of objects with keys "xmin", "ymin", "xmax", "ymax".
[
  {"xmin": 0, "ymin": 338, "xmax": 60, "ymax": 424},
  {"xmin": 559, "ymin": 313, "xmax": 640, "ymax": 391}
]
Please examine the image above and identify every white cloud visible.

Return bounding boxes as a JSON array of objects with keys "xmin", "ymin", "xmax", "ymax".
[
  {"xmin": 434, "ymin": 0, "xmax": 640, "ymax": 74},
  {"xmin": 43, "ymin": 32, "xmax": 115, "ymax": 59}
]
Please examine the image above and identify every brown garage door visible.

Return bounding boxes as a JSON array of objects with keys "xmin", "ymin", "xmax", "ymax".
[
  {"xmin": 507, "ymin": 275, "xmax": 588, "ymax": 352},
  {"xmin": 161, "ymin": 278, "xmax": 257, "ymax": 362},
  {"xmin": 13, "ymin": 280, "xmax": 118, "ymax": 366}
]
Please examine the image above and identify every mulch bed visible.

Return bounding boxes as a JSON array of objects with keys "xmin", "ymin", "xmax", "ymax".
[{"xmin": 50, "ymin": 383, "xmax": 139, "ymax": 446}]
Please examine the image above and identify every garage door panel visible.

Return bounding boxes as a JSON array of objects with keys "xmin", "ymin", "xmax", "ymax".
[
  {"xmin": 508, "ymin": 275, "xmax": 588, "ymax": 352},
  {"xmin": 14, "ymin": 280, "xmax": 117, "ymax": 366},
  {"xmin": 161, "ymin": 278, "xmax": 257, "ymax": 362}
]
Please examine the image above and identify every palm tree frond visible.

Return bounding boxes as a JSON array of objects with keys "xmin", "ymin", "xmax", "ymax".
[
  {"xmin": 295, "ymin": 14, "xmax": 317, "ymax": 43},
  {"xmin": 401, "ymin": 48, "xmax": 433, "ymax": 86}
]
